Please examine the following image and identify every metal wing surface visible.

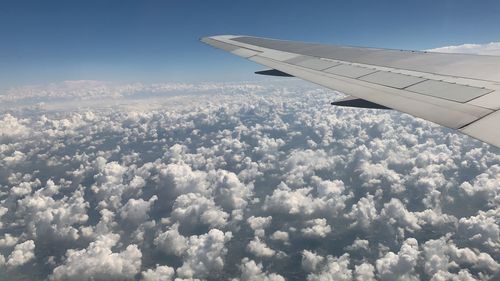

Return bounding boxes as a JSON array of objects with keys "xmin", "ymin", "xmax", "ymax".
[{"xmin": 201, "ymin": 35, "xmax": 500, "ymax": 148}]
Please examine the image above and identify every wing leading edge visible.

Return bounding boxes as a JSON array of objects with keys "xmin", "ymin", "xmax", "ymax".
[{"xmin": 201, "ymin": 35, "xmax": 500, "ymax": 148}]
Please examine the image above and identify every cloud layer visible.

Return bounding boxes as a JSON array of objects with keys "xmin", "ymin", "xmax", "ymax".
[{"xmin": 0, "ymin": 80, "xmax": 499, "ymax": 280}]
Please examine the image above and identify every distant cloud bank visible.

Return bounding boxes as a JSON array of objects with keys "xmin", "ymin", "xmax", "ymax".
[{"xmin": 427, "ymin": 42, "xmax": 500, "ymax": 55}]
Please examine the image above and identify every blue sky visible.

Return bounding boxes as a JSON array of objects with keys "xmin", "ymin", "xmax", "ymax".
[{"xmin": 1, "ymin": 0, "xmax": 500, "ymax": 89}]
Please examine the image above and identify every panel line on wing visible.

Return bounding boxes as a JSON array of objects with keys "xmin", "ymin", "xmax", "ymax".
[
  {"xmin": 359, "ymin": 71, "xmax": 427, "ymax": 89},
  {"xmin": 323, "ymin": 64, "xmax": 378, "ymax": 79},
  {"xmin": 404, "ymin": 80, "xmax": 494, "ymax": 103},
  {"xmin": 457, "ymin": 109, "xmax": 498, "ymax": 130}
]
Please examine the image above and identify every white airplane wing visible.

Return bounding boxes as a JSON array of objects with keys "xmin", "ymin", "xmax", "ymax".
[{"xmin": 201, "ymin": 35, "xmax": 500, "ymax": 148}]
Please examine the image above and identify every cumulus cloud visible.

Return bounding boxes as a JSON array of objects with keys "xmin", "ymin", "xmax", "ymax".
[
  {"xmin": 302, "ymin": 250, "xmax": 324, "ymax": 272},
  {"xmin": 0, "ymin": 234, "xmax": 19, "ymax": 248},
  {"xmin": 346, "ymin": 194, "xmax": 379, "ymax": 229},
  {"xmin": 171, "ymin": 193, "xmax": 229, "ymax": 229},
  {"xmin": 306, "ymin": 253, "xmax": 353, "ymax": 281},
  {"xmin": 247, "ymin": 237, "xmax": 276, "ymax": 258},
  {"xmin": 345, "ymin": 238, "xmax": 370, "ymax": 252},
  {"xmin": 6, "ymin": 240, "xmax": 35, "ymax": 267},
  {"xmin": 422, "ymin": 235, "xmax": 500, "ymax": 280},
  {"xmin": 141, "ymin": 265, "xmax": 175, "ymax": 281},
  {"xmin": 354, "ymin": 263, "xmax": 376, "ymax": 281},
  {"xmin": 263, "ymin": 178, "xmax": 351, "ymax": 218},
  {"xmin": 213, "ymin": 169, "xmax": 253, "ymax": 212},
  {"xmin": 176, "ymin": 229, "xmax": 232, "ymax": 279},
  {"xmin": 16, "ymin": 183, "xmax": 89, "ymax": 241},
  {"xmin": 0, "ymin": 80, "xmax": 498, "ymax": 280},
  {"xmin": 50, "ymin": 234, "xmax": 142, "ymax": 281},
  {"xmin": 236, "ymin": 258, "xmax": 285, "ymax": 281},
  {"xmin": 119, "ymin": 195, "xmax": 157, "ymax": 225},
  {"xmin": 270, "ymin": 230, "xmax": 289, "ymax": 242},
  {"xmin": 247, "ymin": 216, "xmax": 272, "ymax": 237},
  {"xmin": 301, "ymin": 218, "xmax": 332, "ymax": 238},
  {"xmin": 154, "ymin": 223, "xmax": 188, "ymax": 256},
  {"xmin": 380, "ymin": 198, "xmax": 421, "ymax": 232},
  {"xmin": 376, "ymin": 238, "xmax": 419, "ymax": 281},
  {"xmin": 0, "ymin": 114, "xmax": 30, "ymax": 140},
  {"xmin": 457, "ymin": 208, "xmax": 500, "ymax": 251}
]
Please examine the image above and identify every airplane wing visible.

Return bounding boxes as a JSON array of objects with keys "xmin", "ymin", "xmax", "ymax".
[{"xmin": 201, "ymin": 35, "xmax": 500, "ymax": 148}]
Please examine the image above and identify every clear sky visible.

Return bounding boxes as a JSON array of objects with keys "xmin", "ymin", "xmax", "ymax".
[{"xmin": 1, "ymin": 0, "xmax": 500, "ymax": 88}]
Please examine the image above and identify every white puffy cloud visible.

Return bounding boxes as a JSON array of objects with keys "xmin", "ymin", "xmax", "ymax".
[
  {"xmin": 0, "ymin": 206, "xmax": 8, "ymax": 229},
  {"xmin": 354, "ymin": 263, "xmax": 376, "ymax": 281},
  {"xmin": 458, "ymin": 165, "xmax": 500, "ymax": 207},
  {"xmin": 119, "ymin": 195, "xmax": 157, "ymax": 224},
  {"xmin": 153, "ymin": 222, "xmax": 187, "ymax": 256},
  {"xmin": 302, "ymin": 250, "xmax": 325, "ymax": 272},
  {"xmin": 6, "ymin": 240, "xmax": 35, "ymax": 267},
  {"xmin": 306, "ymin": 253, "xmax": 352, "ymax": 281},
  {"xmin": 176, "ymin": 229, "xmax": 232, "ymax": 279},
  {"xmin": 282, "ymin": 149, "xmax": 343, "ymax": 187},
  {"xmin": 263, "ymin": 179, "xmax": 351, "ymax": 218},
  {"xmin": 346, "ymin": 194, "xmax": 379, "ymax": 229},
  {"xmin": 380, "ymin": 199, "xmax": 421, "ymax": 232},
  {"xmin": 236, "ymin": 258, "xmax": 285, "ymax": 281},
  {"xmin": 345, "ymin": 238, "xmax": 370, "ymax": 252},
  {"xmin": 141, "ymin": 265, "xmax": 175, "ymax": 281},
  {"xmin": 171, "ymin": 193, "xmax": 229, "ymax": 228},
  {"xmin": 90, "ymin": 159, "xmax": 129, "ymax": 210},
  {"xmin": 50, "ymin": 234, "xmax": 142, "ymax": 281},
  {"xmin": 0, "ymin": 114, "xmax": 30, "ymax": 140},
  {"xmin": 429, "ymin": 269, "xmax": 478, "ymax": 281},
  {"xmin": 247, "ymin": 216, "xmax": 272, "ymax": 237},
  {"xmin": 357, "ymin": 161, "xmax": 403, "ymax": 192},
  {"xmin": 422, "ymin": 235, "xmax": 500, "ymax": 280},
  {"xmin": 376, "ymin": 238, "xmax": 420, "ymax": 281},
  {"xmin": 159, "ymin": 163, "xmax": 210, "ymax": 196},
  {"xmin": 301, "ymin": 218, "xmax": 332, "ymax": 238},
  {"xmin": 16, "ymin": 184, "xmax": 89, "ymax": 241},
  {"xmin": 0, "ymin": 234, "xmax": 19, "ymax": 248},
  {"xmin": 213, "ymin": 169, "xmax": 253, "ymax": 211},
  {"xmin": 9, "ymin": 178, "xmax": 40, "ymax": 198},
  {"xmin": 263, "ymin": 183, "xmax": 321, "ymax": 215},
  {"xmin": 3, "ymin": 150, "xmax": 27, "ymax": 167},
  {"xmin": 457, "ymin": 208, "xmax": 500, "ymax": 251},
  {"xmin": 270, "ymin": 230, "xmax": 289, "ymax": 242},
  {"xmin": 247, "ymin": 237, "xmax": 276, "ymax": 258}
]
